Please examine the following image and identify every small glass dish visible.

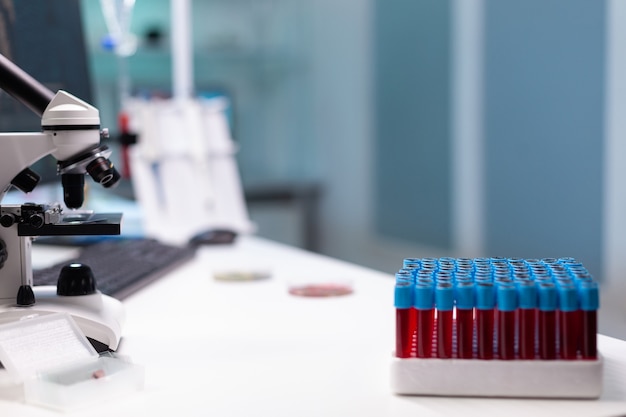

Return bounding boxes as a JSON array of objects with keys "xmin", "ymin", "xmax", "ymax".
[{"xmin": 287, "ymin": 277, "xmax": 354, "ymax": 297}]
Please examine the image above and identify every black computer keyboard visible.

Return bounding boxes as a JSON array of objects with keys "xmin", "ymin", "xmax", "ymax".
[{"xmin": 33, "ymin": 238, "xmax": 197, "ymax": 300}]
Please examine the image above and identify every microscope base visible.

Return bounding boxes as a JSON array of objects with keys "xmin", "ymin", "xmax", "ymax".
[{"xmin": 0, "ymin": 286, "xmax": 124, "ymax": 351}]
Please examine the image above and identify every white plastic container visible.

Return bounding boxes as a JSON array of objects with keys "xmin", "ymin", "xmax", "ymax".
[
  {"xmin": 391, "ymin": 354, "xmax": 603, "ymax": 399},
  {"xmin": 0, "ymin": 313, "xmax": 143, "ymax": 411},
  {"xmin": 24, "ymin": 353, "xmax": 144, "ymax": 411}
]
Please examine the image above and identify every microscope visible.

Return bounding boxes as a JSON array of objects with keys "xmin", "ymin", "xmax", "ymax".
[{"xmin": 0, "ymin": 53, "xmax": 124, "ymax": 351}]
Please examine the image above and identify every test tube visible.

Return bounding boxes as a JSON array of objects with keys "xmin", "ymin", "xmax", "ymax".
[
  {"xmin": 579, "ymin": 281, "xmax": 599, "ymax": 359},
  {"xmin": 538, "ymin": 282, "xmax": 557, "ymax": 360},
  {"xmin": 497, "ymin": 283, "xmax": 517, "ymax": 360},
  {"xmin": 455, "ymin": 281, "xmax": 475, "ymax": 359},
  {"xmin": 516, "ymin": 280, "xmax": 537, "ymax": 360},
  {"xmin": 558, "ymin": 283, "xmax": 580, "ymax": 360},
  {"xmin": 395, "ymin": 270, "xmax": 412, "ymax": 283},
  {"xmin": 402, "ymin": 258, "xmax": 421, "ymax": 269},
  {"xmin": 476, "ymin": 282, "xmax": 495, "ymax": 359},
  {"xmin": 414, "ymin": 282, "xmax": 435, "ymax": 358},
  {"xmin": 394, "ymin": 281, "xmax": 415, "ymax": 358},
  {"xmin": 435, "ymin": 282, "xmax": 454, "ymax": 358}
]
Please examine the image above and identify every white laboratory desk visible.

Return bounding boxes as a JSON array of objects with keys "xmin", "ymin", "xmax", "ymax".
[{"xmin": 2, "ymin": 236, "xmax": 626, "ymax": 416}]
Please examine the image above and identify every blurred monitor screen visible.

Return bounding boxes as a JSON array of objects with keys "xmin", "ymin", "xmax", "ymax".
[{"xmin": 0, "ymin": 0, "xmax": 93, "ymax": 185}]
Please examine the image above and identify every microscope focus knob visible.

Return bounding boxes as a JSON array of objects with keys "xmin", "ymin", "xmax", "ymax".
[
  {"xmin": 28, "ymin": 213, "xmax": 44, "ymax": 229},
  {"xmin": 0, "ymin": 214, "xmax": 15, "ymax": 227},
  {"xmin": 57, "ymin": 263, "xmax": 97, "ymax": 296}
]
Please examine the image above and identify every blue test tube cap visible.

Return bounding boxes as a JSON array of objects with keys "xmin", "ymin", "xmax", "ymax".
[
  {"xmin": 455, "ymin": 281, "xmax": 475, "ymax": 309},
  {"xmin": 573, "ymin": 271, "xmax": 594, "ymax": 283},
  {"xmin": 394, "ymin": 281, "xmax": 413, "ymax": 309},
  {"xmin": 490, "ymin": 256, "xmax": 508, "ymax": 264},
  {"xmin": 516, "ymin": 280, "xmax": 537, "ymax": 309},
  {"xmin": 494, "ymin": 271, "xmax": 512, "ymax": 283},
  {"xmin": 538, "ymin": 282, "xmax": 558, "ymax": 311},
  {"xmin": 497, "ymin": 283, "xmax": 517, "ymax": 312},
  {"xmin": 570, "ymin": 266, "xmax": 592, "ymax": 279},
  {"xmin": 475, "ymin": 282, "xmax": 495, "ymax": 310},
  {"xmin": 403, "ymin": 258, "xmax": 421, "ymax": 269},
  {"xmin": 554, "ymin": 276, "xmax": 574, "ymax": 287},
  {"xmin": 494, "ymin": 277, "xmax": 514, "ymax": 287},
  {"xmin": 435, "ymin": 282, "xmax": 454, "ymax": 311},
  {"xmin": 558, "ymin": 284, "xmax": 579, "ymax": 312},
  {"xmin": 454, "ymin": 275, "xmax": 473, "ymax": 285},
  {"xmin": 474, "ymin": 270, "xmax": 493, "ymax": 283},
  {"xmin": 455, "ymin": 265, "xmax": 472, "ymax": 274},
  {"xmin": 414, "ymin": 283, "xmax": 434, "ymax": 310},
  {"xmin": 531, "ymin": 264, "xmax": 550, "ymax": 276},
  {"xmin": 416, "ymin": 277, "xmax": 434, "ymax": 287},
  {"xmin": 558, "ymin": 257, "xmax": 578, "ymax": 264},
  {"xmin": 542, "ymin": 258, "xmax": 559, "ymax": 265},
  {"xmin": 512, "ymin": 268, "xmax": 531, "ymax": 280},
  {"xmin": 417, "ymin": 267, "xmax": 435, "ymax": 279},
  {"xmin": 565, "ymin": 263, "xmax": 585, "ymax": 274},
  {"xmin": 439, "ymin": 257, "xmax": 457, "ymax": 266},
  {"xmin": 395, "ymin": 271, "xmax": 412, "ymax": 283},
  {"xmin": 579, "ymin": 281, "xmax": 599, "ymax": 311},
  {"xmin": 421, "ymin": 258, "xmax": 438, "ymax": 268},
  {"xmin": 435, "ymin": 270, "xmax": 453, "ymax": 282}
]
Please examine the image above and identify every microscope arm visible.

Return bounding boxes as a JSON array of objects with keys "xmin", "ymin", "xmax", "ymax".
[{"xmin": 0, "ymin": 53, "xmax": 54, "ymax": 117}]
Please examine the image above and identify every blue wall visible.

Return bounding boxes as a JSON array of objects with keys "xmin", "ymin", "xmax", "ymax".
[
  {"xmin": 372, "ymin": 0, "xmax": 607, "ymax": 278},
  {"xmin": 374, "ymin": 0, "xmax": 452, "ymax": 248},
  {"xmin": 484, "ymin": 0, "xmax": 606, "ymax": 277}
]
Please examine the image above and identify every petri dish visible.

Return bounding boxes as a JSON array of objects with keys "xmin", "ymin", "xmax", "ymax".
[{"xmin": 287, "ymin": 279, "xmax": 353, "ymax": 297}]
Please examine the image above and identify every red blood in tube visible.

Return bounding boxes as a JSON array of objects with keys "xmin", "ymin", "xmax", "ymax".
[
  {"xmin": 518, "ymin": 308, "xmax": 537, "ymax": 359},
  {"xmin": 416, "ymin": 309, "xmax": 434, "ymax": 358},
  {"xmin": 435, "ymin": 282, "xmax": 454, "ymax": 359},
  {"xmin": 476, "ymin": 309, "xmax": 494, "ymax": 359},
  {"xmin": 576, "ymin": 309, "xmax": 583, "ymax": 353},
  {"xmin": 539, "ymin": 310, "xmax": 557, "ymax": 359},
  {"xmin": 557, "ymin": 284, "xmax": 580, "ymax": 360},
  {"xmin": 496, "ymin": 284, "xmax": 517, "ymax": 360},
  {"xmin": 476, "ymin": 282, "xmax": 495, "ymax": 360},
  {"xmin": 581, "ymin": 310, "xmax": 597, "ymax": 359},
  {"xmin": 395, "ymin": 308, "xmax": 416, "ymax": 358},
  {"xmin": 437, "ymin": 310, "xmax": 453, "ymax": 358},
  {"xmin": 456, "ymin": 308, "xmax": 474, "ymax": 359},
  {"xmin": 559, "ymin": 310, "xmax": 580, "ymax": 360},
  {"xmin": 538, "ymin": 282, "xmax": 557, "ymax": 360},
  {"xmin": 498, "ymin": 310, "xmax": 516, "ymax": 360},
  {"xmin": 579, "ymin": 282, "xmax": 598, "ymax": 360}
]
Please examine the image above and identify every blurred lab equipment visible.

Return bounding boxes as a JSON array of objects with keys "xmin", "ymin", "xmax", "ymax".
[{"xmin": 125, "ymin": 96, "xmax": 255, "ymax": 245}]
